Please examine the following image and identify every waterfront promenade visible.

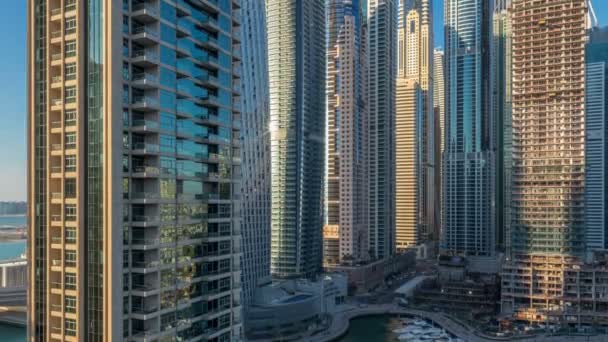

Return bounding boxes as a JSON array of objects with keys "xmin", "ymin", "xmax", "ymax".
[{"xmin": 306, "ymin": 304, "xmax": 608, "ymax": 342}]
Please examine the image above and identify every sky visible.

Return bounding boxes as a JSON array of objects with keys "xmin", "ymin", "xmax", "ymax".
[{"xmin": 0, "ymin": 1, "xmax": 605, "ymax": 201}]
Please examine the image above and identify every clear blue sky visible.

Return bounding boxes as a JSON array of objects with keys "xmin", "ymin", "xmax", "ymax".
[{"xmin": 0, "ymin": 1, "xmax": 605, "ymax": 201}]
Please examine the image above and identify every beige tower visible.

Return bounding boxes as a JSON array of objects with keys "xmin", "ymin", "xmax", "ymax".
[
  {"xmin": 27, "ymin": 0, "xmax": 244, "ymax": 340},
  {"xmin": 395, "ymin": 0, "xmax": 436, "ymax": 251}
]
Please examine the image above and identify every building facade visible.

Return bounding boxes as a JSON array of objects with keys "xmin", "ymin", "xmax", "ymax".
[
  {"xmin": 442, "ymin": 0, "xmax": 495, "ymax": 258},
  {"xmin": 585, "ymin": 26, "xmax": 608, "ymax": 253},
  {"xmin": 27, "ymin": 0, "xmax": 243, "ymax": 340},
  {"xmin": 267, "ymin": 0, "xmax": 326, "ymax": 278},
  {"xmin": 395, "ymin": 77, "xmax": 423, "ymax": 249},
  {"xmin": 433, "ymin": 48, "xmax": 444, "ymax": 158},
  {"xmin": 367, "ymin": 0, "xmax": 397, "ymax": 260},
  {"xmin": 395, "ymin": 0, "xmax": 436, "ymax": 251},
  {"xmin": 240, "ymin": 0, "xmax": 271, "ymax": 307},
  {"xmin": 501, "ymin": 0, "xmax": 590, "ymax": 320},
  {"xmin": 492, "ymin": 0, "xmax": 512, "ymax": 252},
  {"xmin": 325, "ymin": 0, "xmax": 368, "ymax": 265}
]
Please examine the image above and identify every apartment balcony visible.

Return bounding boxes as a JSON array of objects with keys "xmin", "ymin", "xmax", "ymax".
[
  {"xmin": 132, "ymin": 166, "xmax": 160, "ymax": 178},
  {"xmin": 129, "ymin": 192, "xmax": 163, "ymax": 205},
  {"xmin": 131, "ymin": 215, "xmax": 161, "ymax": 227},
  {"xmin": 131, "ymin": 142, "xmax": 160, "ymax": 155},
  {"xmin": 131, "ymin": 95, "xmax": 160, "ymax": 111},
  {"xmin": 131, "ymin": 119, "xmax": 160, "ymax": 132},
  {"xmin": 131, "ymin": 49, "xmax": 159, "ymax": 67},
  {"xmin": 50, "ymin": 99, "xmax": 63, "ymax": 110},
  {"xmin": 131, "ymin": 260, "xmax": 161, "ymax": 273},
  {"xmin": 132, "ymin": 73, "xmax": 159, "ymax": 89},
  {"xmin": 131, "ymin": 25, "xmax": 160, "ymax": 46},
  {"xmin": 131, "ymin": 2, "xmax": 159, "ymax": 23},
  {"xmin": 130, "ymin": 237, "xmax": 161, "ymax": 250},
  {"xmin": 131, "ymin": 282, "xmax": 160, "ymax": 296}
]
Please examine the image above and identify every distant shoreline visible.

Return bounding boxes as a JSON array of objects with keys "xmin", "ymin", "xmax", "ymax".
[{"xmin": 0, "ymin": 214, "xmax": 26, "ymax": 217}]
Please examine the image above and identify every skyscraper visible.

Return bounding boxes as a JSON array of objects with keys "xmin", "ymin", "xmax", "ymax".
[
  {"xmin": 240, "ymin": 0, "xmax": 271, "ymax": 306},
  {"xmin": 325, "ymin": 0, "xmax": 368, "ymax": 265},
  {"xmin": 395, "ymin": 76, "xmax": 423, "ymax": 248},
  {"xmin": 433, "ymin": 48, "xmax": 444, "ymax": 157},
  {"xmin": 492, "ymin": 0, "xmax": 512, "ymax": 252},
  {"xmin": 395, "ymin": 0, "xmax": 435, "ymax": 250},
  {"xmin": 367, "ymin": 0, "xmax": 397, "ymax": 260},
  {"xmin": 27, "ymin": 0, "xmax": 243, "ymax": 340},
  {"xmin": 501, "ymin": 0, "xmax": 589, "ymax": 319},
  {"xmin": 267, "ymin": 0, "xmax": 326, "ymax": 278},
  {"xmin": 585, "ymin": 26, "xmax": 608, "ymax": 252},
  {"xmin": 442, "ymin": 0, "xmax": 495, "ymax": 258}
]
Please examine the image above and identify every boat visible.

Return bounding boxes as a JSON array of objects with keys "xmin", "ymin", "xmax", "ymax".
[{"xmin": 397, "ymin": 333, "xmax": 415, "ymax": 340}]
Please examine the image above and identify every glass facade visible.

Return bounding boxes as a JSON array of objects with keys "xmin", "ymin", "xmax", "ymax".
[
  {"xmin": 442, "ymin": 0, "xmax": 495, "ymax": 257},
  {"xmin": 367, "ymin": 0, "xmax": 397, "ymax": 260},
  {"xmin": 267, "ymin": 0, "xmax": 326, "ymax": 278},
  {"xmin": 585, "ymin": 27, "xmax": 608, "ymax": 252},
  {"xmin": 29, "ymin": 0, "xmax": 243, "ymax": 340},
  {"xmin": 239, "ymin": 0, "xmax": 271, "ymax": 306}
]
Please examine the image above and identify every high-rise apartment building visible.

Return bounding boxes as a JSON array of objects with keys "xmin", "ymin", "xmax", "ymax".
[
  {"xmin": 433, "ymin": 48, "xmax": 444, "ymax": 157},
  {"xmin": 492, "ymin": 0, "xmax": 512, "ymax": 251},
  {"xmin": 585, "ymin": 26, "xmax": 608, "ymax": 252},
  {"xmin": 367, "ymin": 0, "xmax": 397, "ymax": 260},
  {"xmin": 395, "ymin": 0, "xmax": 435, "ymax": 250},
  {"xmin": 325, "ymin": 0, "xmax": 368, "ymax": 265},
  {"xmin": 27, "ymin": 0, "xmax": 243, "ymax": 340},
  {"xmin": 501, "ymin": 0, "xmax": 590, "ymax": 320},
  {"xmin": 240, "ymin": 0, "xmax": 271, "ymax": 306},
  {"xmin": 442, "ymin": 0, "xmax": 495, "ymax": 258},
  {"xmin": 395, "ymin": 77, "xmax": 423, "ymax": 249},
  {"xmin": 267, "ymin": 0, "xmax": 326, "ymax": 278}
]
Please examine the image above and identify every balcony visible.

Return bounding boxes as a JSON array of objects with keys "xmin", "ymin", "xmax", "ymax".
[
  {"xmin": 131, "ymin": 142, "xmax": 160, "ymax": 155},
  {"xmin": 131, "ymin": 119, "xmax": 160, "ymax": 132},
  {"xmin": 132, "ymin": 166, "xmax": 160, "ymax": 177},
  {"xmin": 131, "ymin": 50, "xmax": 159, "ymax": 67},
  {"xmin": 131, "ymin": 3, "xmax": 159, "ymax": 23},
  {"xmin": 131, "ymin": 95, "xmax": 160, "ymax": 111},
  {"xmin": 132, "ymin": 73, "xmax": 159, "ymax": 89},
  {"xmin": 131, "ymin": 215, "xmax": 161, "ymax": 227},
  {"xmin": 131, "ymin": 25, "xmax": 159, "ymax": 45}
]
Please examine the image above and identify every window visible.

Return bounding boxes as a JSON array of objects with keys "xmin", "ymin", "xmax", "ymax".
[
  {"xmin": 65, "ymin": 0, "xmax": 76, "ymax": 12},
  {"xmin": 65, "ymin": 228, "xmax": 76, "ymax": 244},
  {"xmin": 65, "ymin": 132, "xmax": 76, "ymax": 149},
  {"xmin": 65, "ymin": 250, "xmax": 77, "ymax": 267},
  {"xmin": 65, "ymin": 18, "xmax": 76, "ymax": 35},
  {"xmin": 65, "ymin": 273, "xmax": 77, "ymax": 290},
  {"xmin": 65, "ymin": 318, "xmax": 77, "ymax": 336},
  {"xmin": 65, "ymin": 86, "xmax": 76, "ymax": 103},
  {"xmin": 65, "ymin": 40, "xmax": 76, "ymax": 58},
  {"xmin": 65, "ymin": 204, "xmax": 76, "ymax": 221},
  {"xmin": 64, "ymin": 179, "xmax": 76, "ymax": 198},
  {"xmin": 65, "ymin": 296, "xmax": 76, "ymax": 313},
  {"xmin": 65, "ymin": 63, "xmax": 76, "ymax": 80},
  {"xmin": 65, "ymin": 155, "xmax": 76, "ymax": 172},
  {"xmin": 65, "ymin": 110, "xmax": 76, "ymax": 126}
]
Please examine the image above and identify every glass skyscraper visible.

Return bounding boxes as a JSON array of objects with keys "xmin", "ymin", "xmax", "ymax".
[
  {"xmin": 267, "ymin": 0, "xmax": 326, "ymax": 278},
  {"xmin": 27, "ymin": 0, "xmax": 243, "ymax": 340},
  {"xmin": 442, "ymin": 0, "xmax": 495, "ymax": 258},
  {"xmin": 585, "ymin": 26, "xmax": 608, "ymax": 252},
  {"xmin": 239, "ymin": 0, "xmax": 271, "ymax": 307},
  {"xmin": 367, "ymin": 0, "xmax": 397, "ymax": 260}
]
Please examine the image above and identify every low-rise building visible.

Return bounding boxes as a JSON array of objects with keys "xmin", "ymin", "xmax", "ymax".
[{"xmin": 245, "ymin": 274, "xmax": 347, "ymax": 340}]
